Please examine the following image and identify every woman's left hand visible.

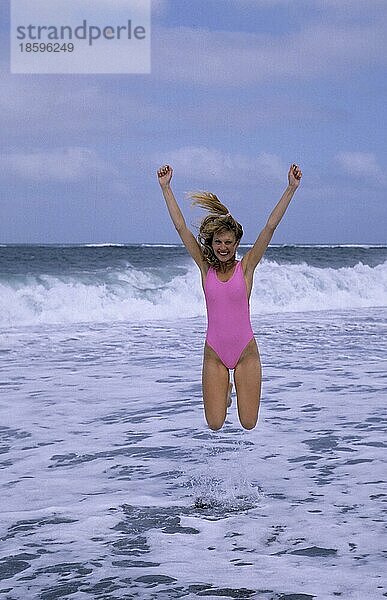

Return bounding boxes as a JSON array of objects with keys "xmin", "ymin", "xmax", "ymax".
[{"xmin": 288, "ymin": 163, "xmax": 302, "ymax": 188}]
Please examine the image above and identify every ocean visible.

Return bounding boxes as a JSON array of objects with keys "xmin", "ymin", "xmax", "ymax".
[{"xmin": 0, "ymin": 244, "xmax": 386, "ymax": 599}]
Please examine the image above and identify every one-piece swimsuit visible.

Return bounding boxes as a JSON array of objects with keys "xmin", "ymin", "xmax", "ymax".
[{"xmin": 204, "ymin": 261, "xmax": 254, "ymax": 369}]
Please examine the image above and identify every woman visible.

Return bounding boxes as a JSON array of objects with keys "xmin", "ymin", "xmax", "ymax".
[{"xmin": 157, "ymin": 163, "xmax": 302, "ymax": 430}]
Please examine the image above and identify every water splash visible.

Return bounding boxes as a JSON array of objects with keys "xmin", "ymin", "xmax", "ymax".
[
  {"xmin": 187, "ymin": 440, "xmax": 263, "ymax": 514},
  {"xmin": 192, "ymin": 474, "xmax": 262, "ymax": 513}
]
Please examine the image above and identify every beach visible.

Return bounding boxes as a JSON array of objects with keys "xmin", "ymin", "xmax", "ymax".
[{"xmin": 0, "ymin": 244, "xmax": 386, "ymax": 599}]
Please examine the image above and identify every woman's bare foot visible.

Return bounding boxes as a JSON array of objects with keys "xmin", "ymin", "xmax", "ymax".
[{"xmin": 227, "ymin": 382, "xmax": 233, "ymax": 408}]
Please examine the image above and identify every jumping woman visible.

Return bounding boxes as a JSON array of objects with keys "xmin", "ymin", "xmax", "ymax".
[{"xmin": 157, "ymin": 163, "xmax": 302, "ymax": 430}]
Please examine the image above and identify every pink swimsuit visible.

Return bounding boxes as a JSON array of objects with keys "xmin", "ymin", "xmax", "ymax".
[{"xmin": 204, "ymin": 261, "xmax": 254, "ymax": 369}]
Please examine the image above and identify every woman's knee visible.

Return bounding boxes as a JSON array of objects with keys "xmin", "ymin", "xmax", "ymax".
[
  {"xmin": 238, "ymin": 403, "xmax": 260, "ymax": 430},
  {"xmin": 208, "ymin": 422, "xmax": 224, "ymax": 431},
  {"xmin": 205, "ymin": 413, "xmax": 226, "ymax": 431},
  {"xmin": 240, "ymin": 416, "xmax": 258, "ymax": 430}
]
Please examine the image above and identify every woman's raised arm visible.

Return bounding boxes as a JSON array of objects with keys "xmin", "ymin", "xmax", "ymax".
[
  {"xmin": 157, "ymin": 165, "xmax": 205, "ymax": 270},
  {"xmin": 243, "ymin": 164, "xmax": 302, "ymax": 274}
]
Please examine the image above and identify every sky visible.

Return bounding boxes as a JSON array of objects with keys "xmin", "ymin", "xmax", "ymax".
[{"xmin": 1, "ymin": 0, "xmax": 386, "ymax": 244}]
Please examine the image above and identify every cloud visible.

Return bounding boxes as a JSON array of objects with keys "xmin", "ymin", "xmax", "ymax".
[
  {"xmin": 153, "ymin": 19, "xmax": 386, "ymax": 86},
  {"xmin": 237, "ymin": 0, "xmax": 299, "ymax": 5},
  {"xmin": 151, "ymin": 0, "xmax": 169, "ymax": 15},
  {"xmin": 238, "ymin": 0, "xmax": 387, "ymax": 11},
  {"xmin": 0, "ymin": 63, "xmax": 340, "ymax": 151},
  {"xmin": 335, "ymin": 152, "xmax": 386, "ymax": 185},
  {"xmin": 0, "ymin": 66, "xmax": 175, "ymax": 148},
  {"xmin": 154, "ymin": 146, "xmax": 287, "ymax": 183},
  {"xmin": 0, "ymin": 147, "xmax": 116, "ymax": 182}
]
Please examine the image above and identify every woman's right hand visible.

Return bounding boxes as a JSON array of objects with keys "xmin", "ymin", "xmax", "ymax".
[{"xmin": 157, "ymin": 164, "xmax": 173, "ymax": 188}]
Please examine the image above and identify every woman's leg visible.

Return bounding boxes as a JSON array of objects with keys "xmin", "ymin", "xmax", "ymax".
[
  {"xmin": 202, "ymin": 343, "xmax": 230, "ymax": 430},
  {"xmin": 234, "ymin": 338, "xmax": 262, "ymax": 430}
]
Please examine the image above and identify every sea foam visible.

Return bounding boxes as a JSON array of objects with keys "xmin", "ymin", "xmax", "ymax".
[{"xmin": 0, "ymin": 259, "xmax": 386, "ymax": 327}]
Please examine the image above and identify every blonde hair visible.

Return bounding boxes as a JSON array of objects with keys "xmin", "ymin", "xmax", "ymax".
[{"xmin": 186, "ymin": 190, "xmax": 243, "ymax": 270}]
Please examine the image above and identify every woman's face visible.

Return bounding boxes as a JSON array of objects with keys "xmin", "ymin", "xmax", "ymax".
[{"xmin": 211, "ymin": 229, "xmax": 238, "ymax": 263}]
